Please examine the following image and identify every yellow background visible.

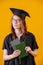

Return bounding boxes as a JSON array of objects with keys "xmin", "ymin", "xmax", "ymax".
[{"xmin": 0, "ymin": 0, "xmax": 43, "ymax": 65}]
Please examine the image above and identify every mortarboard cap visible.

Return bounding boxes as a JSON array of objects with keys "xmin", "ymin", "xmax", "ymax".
[{"xmin": 10, "ymin": 8, "xmax": 30, "ymax": 19}]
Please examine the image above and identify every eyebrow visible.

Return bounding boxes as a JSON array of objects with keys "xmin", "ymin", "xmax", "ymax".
[{"xmin": 12, "ymin": 17, "xmax": 21, "ymax": 20}]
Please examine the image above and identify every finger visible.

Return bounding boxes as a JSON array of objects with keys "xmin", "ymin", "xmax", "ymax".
[
  {"xmin": 25, "ymin": 47, "xmax": 27, "ymax": 49},
  {"xmin": 26, "ymin": 51, "xmax": 27, "ymax": 53},
  {"xmin": 15, "ymin": 50, "xmax": 19, "ymax": 52},
  {"xmin": 25, "ymin": 47, "xmax": 28, "ymax": 50},
  {"xmin": 17, "ymin": 50, "xmax": 21, "ymax": 52}
]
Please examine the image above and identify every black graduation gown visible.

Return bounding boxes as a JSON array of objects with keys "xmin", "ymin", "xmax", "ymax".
[{"xmin": 2, "ymin": 32, "xmax": 39, "ymax": 65}]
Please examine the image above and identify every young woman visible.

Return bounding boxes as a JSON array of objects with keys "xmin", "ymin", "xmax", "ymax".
[{"xmin": 2, "ymin": 8, "xmax": 39, "ymax": 65}]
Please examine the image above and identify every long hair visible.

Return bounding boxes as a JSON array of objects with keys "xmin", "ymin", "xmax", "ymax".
[{"xmin": 11, "ymin": 17, "xmax": 27, "ymax": 40}]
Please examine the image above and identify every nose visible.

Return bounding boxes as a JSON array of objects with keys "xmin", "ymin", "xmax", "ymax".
[{"xmin": 14, "ymin": 20, "xmax": 18, "ymax": 24}]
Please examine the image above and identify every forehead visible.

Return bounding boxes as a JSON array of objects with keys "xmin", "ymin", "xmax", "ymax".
[{"xmin": 13, "ymin": 15, "xmax": 21, "ymax": 19}]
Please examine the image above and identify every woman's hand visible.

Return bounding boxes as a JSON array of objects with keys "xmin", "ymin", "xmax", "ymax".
[
  {"xmin": 25, "ymin": 46, "xmax": 38, "ymax": 56},
  {"xmin": 12, "ymin": 50, "xmax": 21, "ymax": 58},
  {"xmin": 3, "ymin": 49, "xmax": 21, "ymax": 61},
  {"xmin": 25, "ymin": 46, "xmax": 31, "ymax": 53}
]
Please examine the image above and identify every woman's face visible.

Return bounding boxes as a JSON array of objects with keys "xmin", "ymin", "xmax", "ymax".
[{"xmin": 12, "ymin": 15, "xmax": 23, "ymax": 29}]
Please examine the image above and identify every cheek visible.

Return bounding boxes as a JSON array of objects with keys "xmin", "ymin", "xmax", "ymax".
[
  {"xmin": 17, "ymin": 21, "xmax": 23, "ymax": 28},
  {"xmin": 12, "ymin": 23, "xmax": 16, "ymax": 29},
  {"xmin": 16, "ymin": 23, "xmax": 21, "ymax": 28},
  {"xmin": 18, "ymin": 22, "xmax": 21, "ymax": 26}
]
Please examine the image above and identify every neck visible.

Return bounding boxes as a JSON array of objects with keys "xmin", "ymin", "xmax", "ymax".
[
  {"xmin": 15, "ymin": 28, "xmax": 23, "ymax": 39},
  {"xmin": 15, "ymin": 28, "xmax": 22, "ymax": 34}
]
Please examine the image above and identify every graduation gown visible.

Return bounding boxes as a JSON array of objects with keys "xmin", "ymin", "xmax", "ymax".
[{"xmin": 2, "ymin": 32, "xmax": 39, "ymax": 65}]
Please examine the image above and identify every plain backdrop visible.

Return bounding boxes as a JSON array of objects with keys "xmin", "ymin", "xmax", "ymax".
[{"xmin": 0, "ymin": 0, "xmax": 43, "ymax": 65}]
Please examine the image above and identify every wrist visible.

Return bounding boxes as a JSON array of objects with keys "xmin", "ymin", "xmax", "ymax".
[
  {"xmin": 29, "ymin": 50, "xmax": 32, "ymax": 53},
  {"xmin": 11, "ymin": 54, "xmax": 14, "ymax": 59}
]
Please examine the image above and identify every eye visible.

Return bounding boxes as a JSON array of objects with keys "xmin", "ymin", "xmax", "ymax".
[
  {"xmin": 12, "ymin": 18, "xmax": 21, "ymax": 23},
  {"xmin": 17, "ymin": 19, "xmax": 21, "ymax": 22}
]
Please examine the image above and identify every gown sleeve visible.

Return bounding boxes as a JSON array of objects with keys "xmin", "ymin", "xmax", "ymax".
[
  {"xmin": 2, "ymin": 37, "xmax": 8, "ymax": 50},
  {"xmin": 32, "ymin": 35, "xmax": 39, "ymax": 50}
]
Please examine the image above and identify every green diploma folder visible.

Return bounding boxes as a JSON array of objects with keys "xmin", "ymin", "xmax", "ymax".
[
  {"xmin": 10, "ymin": 38, "xmax": 28, "ymax": 59},
  {"xmin": 15, "ymin": 42, "xmax": 28, "ymax": 59}
]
